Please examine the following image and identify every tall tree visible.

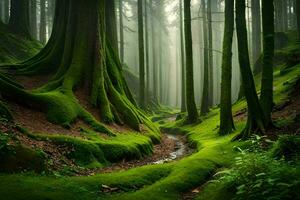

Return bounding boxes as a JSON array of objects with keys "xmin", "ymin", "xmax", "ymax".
[
  {"xmin": 207, "ymin": 0, "xmax": 214, "ymax": 107},
  {"xmin": 151, "ymin": 0, "xmax": 158, "ymax": 101},
  {"xmin": 119, "ymin": 0, "xmax": 124, "ymax": 63},
  {"xmin": 145, "ymin": 0, "xmax": 150, "ymax": 103},
  {"xmin": 260, "ymin": 0, "xmax": 275, "ymax": 127},
  {"xmin": 105, "ymin": 0, "xmax": 118, "ymax": 51},
  {"xmin": 235, "ymin": 0, "xmax": 266, "ymax": 140},
  {"xmin": 219, "ymin": 0, "xmax": 235, "ymax": 135},
  {"xmin": 39, "ymin": 0, "xmax": 47, "ymax": 44},
  {"xmin": 184, "ymin": 0, "xmax": 199, "ymax": 123},
  {"xmin": 251, "ymin": 0, "xmax": 262, "ymax": 64},
  {"xmin": 179, "ymin": 0, "xmax": 186, "ymax": 112},
  {"xmin": 0, "ymin": 0, "xmax": 155, "ymax": 135},
  {"xmin": 30, "ymin": 0, "xmax": 37, "ymax": 39},
  {"xmin": 8, "ymin": 0, "xmax": 31, "ymax": 38},
  {"xmin": 201, "ymin": 0, "xmax": 210, "ymax": 115},
  {"xmin": 4, "ymin": 0, "xmax": 10, "ymax": 24},
  {"xmin": 138, "ymin": 0, "xmax": 145, "ymax": 108}
]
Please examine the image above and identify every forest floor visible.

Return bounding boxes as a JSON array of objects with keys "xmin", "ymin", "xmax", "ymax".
[{"xmin": 0, "ymin": 30, "xmax": 300, "ymax": 200}]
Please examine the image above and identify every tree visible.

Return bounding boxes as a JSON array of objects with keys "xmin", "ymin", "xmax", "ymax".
[
  {"xmin": 251, "ymin": 0, "xmax": 262, "ymax": 65},
  {"xmin": 39, "ymin": 0, "xmax": 47, "ymax": 44},
  {"xmin": 119, "ymin": 0, "xmax": 124, "ymax": 63},
  {"xmin": 145, "ymin": 0, "xmax": 150, "ymax": 104},
  {"xmin": 4, "ymin": 0, "xmax": 10, "ymax": 23},
  {"xmin": 219, "ymin": 0, "xmax": 235, "ymax": 135},
  {"xmin": 201, "ymin": 0, "xmax": 210, "ymax": 115},
  {"xmin": 30, "ymin": 0, "xmax": 37, "ymax": 39},
  {"xmin": 8, "ymin": 0, "xmax": 31, "ymax": 38},
  {"xmin": 234, "ymin": 0, "xmax": 266, "ymax": 140},
  {"xmin": 184, "ymin": 0, "xmax": 199, "ymax": 123},
  {"xmin": 105, "ymin": 0, "xmax": 118, "ymax": 51},
  {"xmin": 138, "ymin": 0, "xmax": 145, "ymax": 108},
  {"xmin": 179, "ymin": 0, "xmax": 186, "ymax": 112},
  {"xmin": 207, "ymin": 0, "xmax": 214, "ymax": 107},
  {"xmin": 1, "ymin": 0, "xmax": 156, "ymax": 136},
  {"xmin": 150, "ymin": 0, "xmax": 158, "ymax": 101},
  {"xmin": 260, "ymin": 0, "xmax": 274, "ymax": 127}
]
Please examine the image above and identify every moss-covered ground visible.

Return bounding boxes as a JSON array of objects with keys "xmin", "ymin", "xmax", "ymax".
[{"xmin": 0, "ymin": 29, "xmax": 300, "ymax": 200}]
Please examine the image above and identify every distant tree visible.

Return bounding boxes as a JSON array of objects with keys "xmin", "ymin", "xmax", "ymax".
[
  {"xmin": 145, "ymin": 0, "xmax": 150, "ymax": 103},
  {"xmin": 138, "ymin": 0, "xmax": 146, "ymax": 108},
  {"xmin": 39, "ymin": 0, "xmax": 47, "ymax": 44},
  {"xmin": 234, "ymin": 0, "xmax": 266, "ymax": 140},
  {"xmin": 219, "ymin": 0, "xmax": 235, "ymax": 135},
  {"xmin": 119, "ymin": 0, "xmax": 124, "ymax": 63},
  {"xmin": 179, "ymin": 0, "xmax": 186, "ymax": 112},
  {"xmin": 30, "ymin": 0, "xmax": 37, "ymax": 39},
  {"xmin": 184, "ymin": 0, "xmax": 199, "ymax": 123},
  {"xmin": 207, "ymin": 0, "xmax": 214, "ymax": 107},
  {"xmin": 201, "ymin": 0, "xmax": 210, "ymax": 115},
  {"xmin": 260, "ymin": 0, "xmax": 275, "ymax": 127},
  {"xmin": 9, "ymin": 0, "xmax": 31, "ymax": 38},
  {"xmin": 251, "ymin": 0, "xmax": 262, "ymax": 65}
]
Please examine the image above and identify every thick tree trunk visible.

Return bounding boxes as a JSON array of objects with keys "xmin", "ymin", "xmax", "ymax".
[
  {"xmin": 119, "ymin": 0, "xmax": 124, "ymax": 63},
  {"xmin": 30, "ymin": 0, "xmax": 37, "ymax": 39},
  {"xmin": 138, "ymin": 0, "xmax": 145, "ymax": 108},
  {"xmin": 1, "ymin": 0, "xmax": 157, "ymax": 137},
  {"xmin": 151, "ymin": 0, "xmax": 158, "ymax": 101},
  {"xmin": 179, "ymin": 0, "xmax": 186, "ymax": 112},
  {"xmin": 219, "ymin": 0, "xmax": 235, "ymax": 135},
  {"xmin": 260, "ymin": 0, "xmax": 275, "ymax": 127},
  {"xmin": 184, "ymin": 0, "xmax": 199, "ymax": 123},
  {"xmin": 8, "ymin": 0, "xmax": 31, "ymax": 38},
  {"xmin": 39, "ymin": 0, "xmax": 47, "ymax": 44},
  {"xmin": 235, "ymin": 0, "xmax": 266, "ymax": 140},
  {"xmin": 251, "ymin": 0, "xmax": 262, "ymax": 65},
  {"xmin": 201, "ymin": 0, "xmax": 210, "ymax": 115}
]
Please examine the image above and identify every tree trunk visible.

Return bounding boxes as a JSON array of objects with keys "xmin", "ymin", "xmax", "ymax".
[
  {"xmin": 207, "ymin": 0, "xmax": 214, "ymax": 107},
  {"xmin": 30, "ymin": 0, "xmax": 37, "ymax": 39},
  {"xmin": 105, "ymin": 0, "xmax": 118, "ymax": 52},
  {"xmin": 201, "ymin": 0, "xmax": 210, "ymax": 115},
  {"xmin": 39, "ymin": 0, "xmax": 47, "ymax": 44},
  {"xmin": 179, "ymin": 0, "xmax": 186, "ymax": 112},
  {"xmin": 251, "ymin": 0, "xmax": 262, "ymax": 65},
  {"xmin": 151, "ymin": 0, "xmax": 158, "ymax": 101},
  {"xmin": 184, "ymin": 0, "xmax": 199, "ymax": 123},
  {"xmin": 234, "ymin": 0, "xmax": 266, "ymax": 140},
  {"xmin": 1, "ymin": 0, "xmax": 157, "ymax": 137},
  {"xmin": 4, "ymin": 0, "xmax": 10, "ymax": 23},
  {"xmin": 8, "ymin": 0, "xmax": 31, "ymax": 38},
  {"xmin": 260, "ymin": 0, "xmax": 275, "ymax": 127},
  {"xmin": 219, "ymin": 0, "xmax": 235, "ymax": 135},
  {"xmin": 119, "ymin": 0, "xmax": 124, "ymax": 63},
  {"xmin": 145, "ymin": 0, "xmax": 150, "ymax": 105},
  {"xmin": 138, "ymin": 0, "xmax": 145, "ymax": 108}
]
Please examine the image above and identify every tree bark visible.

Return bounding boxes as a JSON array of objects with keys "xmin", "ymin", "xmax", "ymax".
[
  {"xmin": 39, "ymin": 0, "xmax": 47, "ymax": 44},
  {"xmin": 145, "ymin": 0, "xmax": 150, "ymax": 105},
  {"xmin": 260, "ymin": 0, "xmax": 275, "ymax": 127},
  {"xmin": 219, "ymin": 0, "xmax": 235, "ymax": 135},
  {"xmin": 30, "ymin": 0, "xmax": 37, "ymax": 39},
  {"xmin": 119, "ymin": 0, "xmax": 124, "ymax": 63},
  {"xmin": 138, "ymin": 0, "xmax": 145, "ymax": 108},
  {"xmin": 234, "ymin": 0, "xmax": 266, "ymax": 140},
  {"xmin": 105, "ymin": 0, "xmax": 118, "ymax": 52},
  {"xmin": 184, "ymin": 0, "xmax": 199, "ymax": 123},
  {"xmin": 207, "ymin": 0, "xmax": 214, "ymax": 107},
  {"xmin": 179, "ymin": 0, "xmax": 186, "ymax": 112},
  {"xmin": 201, "ymin": 0, "xmax": 210, "ymax": 115},
  {"xmin": 251, "ymin": 0, "xmax": 262, "ymax": 65}
]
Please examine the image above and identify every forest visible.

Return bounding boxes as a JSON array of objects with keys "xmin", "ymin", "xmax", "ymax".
[{"xmin": 0, "ymin": 0, "xmax": 299, "ymax": 199}]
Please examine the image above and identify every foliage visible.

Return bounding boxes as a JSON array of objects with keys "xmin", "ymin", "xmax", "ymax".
[{"xmin": 271, "ymin": 135, "xmax": 300, "ymax": 161}]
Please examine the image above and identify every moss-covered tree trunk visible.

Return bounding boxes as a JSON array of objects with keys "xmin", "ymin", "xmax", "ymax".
[
  {"xmin": 219, "ymin": 0, "xmax": 235, "ymax": 135},
  {"xmin": 8, "ymin": 0, "xmax": 31, "ymax": 38},
  {"xmin": 1, "ymin": 0, "xmax": 157, "ymax": 137},
  {"xmin": 179, "ymin": 0, "xmax": 186, "ymax": 112},
  {"xmin": 201, "ymin": 0, "xmax": 210, "ymax": 115},
  {"xmin": 39, "ymin": 0, "xmax": 47, "ymax": 44},
  {"xmin": 184, "ymin": 0, "xmax": 199, "ymax": 123},
  {"xmin": 138, "ymin": 0, "xmax": 145, "ymax": 108},
  {"xmin": 234, "ymin": 0, "xmax": 266, "ymax": 140},
  {"xmin": 260, "ymin": 0, "xmax": 274, "ymax": 127},
  {"xmin": 105, "ymin": 0, "xmax": 118, "ymax": 52}
]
